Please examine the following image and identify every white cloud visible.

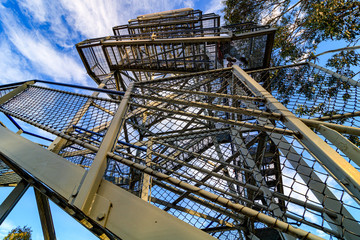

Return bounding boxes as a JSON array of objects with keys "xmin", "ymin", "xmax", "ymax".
[
  {"xmin": 1, "ymin": 0, "xmax": 215, "ymax": 87},
  {"xmin": 183, "ymin": 0, "xmax": 195, "ymax": 9},
  {"xmin": 0, "ymin": 40, "xmax": 34, "ymax": 84},
  {"xmin": 0, "ymin": 9, "xmax": 88, "ymax": 85},
  {"xmin": 204, "ymin": 0, "xmax": 224, "ymax": 15},
  {"xmin": 59, "ymin": 0, "xmax": 197, "ymax": 38},
  {"xmin": 0, "ymin": 220, "xmax": 16, "ymax": 239},
  {"xmin": 18, "ymin": 0, "xmax": 74, "ymax": 48},
  {"xmin": 15, "ymin": 0, "xmax": 210, "ymax": 40},
  {"xmin": 315, "ymin": 229, "xmax": 329, "ymax": 238},
  {"xmin": 59, "ymin": 0, "xmax": 122, "ymax": 37},
  {"xmin": 19, "ymin": 0, "xmax": 47, "ymax": 23}
]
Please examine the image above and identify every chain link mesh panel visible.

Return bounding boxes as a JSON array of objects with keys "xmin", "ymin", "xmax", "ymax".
[
  {"xmin": 1, "ymin": 65, "xmax": 360, "ymax": 239},
  {"xmin": 119, "ymin": 68, "xmax": 359, "ymax": 239},
  {"xmin": 249, "ymin": 63, "xmax": 360, "ymax": 171},
  {"xmin": 77, "ymin": 8, "xmax": 273, "ymax": 93},
  {"xmin": 113, "ymin": 10, "xmax": 219, "ymax": 37},
  {"xmin": 0, "ymin": 85, "xmax": 119, "ymax": 168}
]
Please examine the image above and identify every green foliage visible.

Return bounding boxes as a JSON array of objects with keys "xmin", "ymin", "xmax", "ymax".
[
  {"xmin": 326, "ymin": 50, "xmax": 360, "ymax": 78},
  {"xmin": 304, "ymin": 1, "xmax": 360, "ymax": 42},
  {"xmin": 348, "ymin": 135, "xmax": 360, "ymax": 147},
  {"xmin": 3, "ymin": 226, "xmax": 32, "ymax": 240},
  {"xmin": 223, "ymin": 0, "xmax": 360, "ymax": 149},
  {"xmin": 224, "ymin": 0, "xmax": 359, "ymax": 116},
  {"xmin": 223, "ymin": 0, "xmax": 360, "ymax": 68}
]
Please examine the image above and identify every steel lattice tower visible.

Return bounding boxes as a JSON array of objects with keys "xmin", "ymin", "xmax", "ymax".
[{"xmin": 0, "ymin": 8, "xmax": 360, "ymax": 240}]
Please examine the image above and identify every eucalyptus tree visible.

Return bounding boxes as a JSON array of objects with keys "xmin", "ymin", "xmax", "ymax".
[{"xmin": 223, "ymin": 0, "xmax": 360, "ymax": 77}]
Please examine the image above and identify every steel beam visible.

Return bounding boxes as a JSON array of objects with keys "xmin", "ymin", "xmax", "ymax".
[
  {"xmin": 1, "ymin": 91, "xmax": 336, "ymax": 227},
  {"xmin": 301, "ymin": 118, "xmax": 360, "ymax": 136},
  {"xmin": 230, "ymin": 67, "xmax": 359, "ymax": 238},
  {"xmin": 233, "ymin": 65, "xmax": 360, "ymax": 239},
  {"xmin": 308, "ymin": 62, "xmax": 360, "ymax": 87},
  {"xmin": 211, "ymin": 136, "xmax": 238, "ymax": 195},
  {"xmin": 0, "ymin": 127, "xmax": 216, "ymax": 240},
  {"xmin": 150, "ymin": 197, "xmax": 235, "ymax": 227},
  {"xmin": 317, "ymin": 124, "xmax": 360, "ymax": 167},
  {"xmin": 34, "ymin": 189, "xmax": 56, "ymax": 240},
  {"xmin": 0, "ymin": 107, "xmax": 329, "ymax": 239},
  {"xmin": 0, "ymin": 179, "xmax": 29, "ymax": 225},
  {"xmin": 73, "ymin": 83, "xmax": 134, "ymax": 213},
  {"xmin": 154, "ymin": 128, "xmax": 231, "ymax": 141},
  {"xmin": 45, "ymin": 82, "xmax": 108, "ymax": 154},
  {"xmin": 81, "ymin": 28, "xmax": 277, "ymax": 47},
  {"xmin": 140, "ymin": 138, "xmax": 153, "ymax": 201},
  {"xmin": 230, "ymin": 128, "xmax": 294, "ymax": 240},
  {"xmin": 311, "ymin": 111, "xmax": 360, "ymax": 121},
  {"xmin": 154, "ymin": 180, "xmax": 244, "ymax": 221},
  {"xmin": 105, "ymin": 151, "xmax": 325, "ymax": 240},
  {"xmin": 246, "ymin": 63, "xmax": 308, "ymax": 74},
  {"xmin": 233, "ymin": 65, "xmax": 360, "ymax": 202},
  {"xmin": 137, "ymin": 85, "xmax": 265, "ymax": 102},
  {"xmin": 115, "ymin": 142, "xmax": 339, "ymax": 226},
  {"xmin": 131, "ymin": 93, "xmax": 281, "ymax": 120},
  {"xmin": 131, "ymin": 102, "xmax": 296, "ymax": 136}
]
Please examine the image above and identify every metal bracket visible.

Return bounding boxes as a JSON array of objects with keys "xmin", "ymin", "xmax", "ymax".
[{"xmin": 89, "ymin": 194, "xmax": 112, "ymax": 227}]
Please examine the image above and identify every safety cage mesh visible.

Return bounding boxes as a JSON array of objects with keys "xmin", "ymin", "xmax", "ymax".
[{"xmin": 1, "ymin": 65, "xmax": 359, "ymax": 239}]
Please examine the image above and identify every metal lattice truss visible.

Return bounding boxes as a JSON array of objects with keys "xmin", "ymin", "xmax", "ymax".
[
  {"xmin": 113, "ymin": 9, "xmax": 220, "ymax": 36},
  {"xmin": 1, "ymin": 63, "xmax": 360, "ymax": 239},
  {"xmin": 76, "ymin": 8, "xmax": 275, "ymax": 93}
]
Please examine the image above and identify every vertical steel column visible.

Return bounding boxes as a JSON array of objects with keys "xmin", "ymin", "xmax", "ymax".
[
  {"xmin": 73, "ymin": 83, "xmax": 134, "ymax": 213},
  {"xmin": 230, "ymin": 128, "xmax": 294, "ymax": 240},
  {"xmin": 34, "ymin": 189, "xmax": 56, "ymax": 240},
  {"xmin": 230, "ymin": 78, "xmax": 359, "ymax": 238},
  {"xmin": 140, "ymin": 138, "xmax": 153, "ymax": 201}
]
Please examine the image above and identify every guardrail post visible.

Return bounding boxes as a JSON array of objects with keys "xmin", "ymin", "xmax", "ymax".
[{"xmin": 73, "ymin": 83, "xmax": 134, "ymax": 213}]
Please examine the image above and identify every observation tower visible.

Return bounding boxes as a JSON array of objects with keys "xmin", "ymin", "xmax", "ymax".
[{"xmin": 0, "ymin": 8, "xmax": 360, "ymax": 240}]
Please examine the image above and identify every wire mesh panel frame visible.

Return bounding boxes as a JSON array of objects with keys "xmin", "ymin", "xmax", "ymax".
[{"xmin": 2, "ymin": 65, "xmax": 359, "ymax": 239}]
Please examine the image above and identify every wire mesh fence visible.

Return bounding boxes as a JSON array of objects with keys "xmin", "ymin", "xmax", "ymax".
[
  {"xmin": 249, "ymin": 63, "xmax": 360, "ymax": 171},
  {"xmin": 77, "ymin": 28, "xmax": 272, "ymax": 77},
  {"xmin": 113, "ymin": 10, "xmax": 220, "ymax": 37},
  {"xmin": 128, "ymin": 67, "xmax": 360, "ymax": 239},
  {"xmin": 76, "ymin": 8, "xmax": 273, "ymax": 92},
  {"xmin": 1, "ymin": 63, "xmax": 359, "ymax": 239}
]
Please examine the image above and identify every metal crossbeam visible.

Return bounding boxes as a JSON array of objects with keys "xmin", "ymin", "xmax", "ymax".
[
  {"xmin": 0, "ymin": 127, "xmax": 216, "ymax": 240},
  {"xmin": 0, "ymin": 179, "xmax": 29, "ymax": 225}
]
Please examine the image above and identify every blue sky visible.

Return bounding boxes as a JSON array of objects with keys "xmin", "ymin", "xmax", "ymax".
[
  {"xmin": 0, "ymin": 0, "xmax": 223, "ymax": 239},
  {"xmin": 0, "ymin": 0, "xmax": 223, "ymax": 87}
]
